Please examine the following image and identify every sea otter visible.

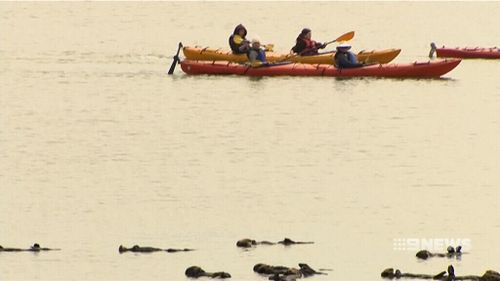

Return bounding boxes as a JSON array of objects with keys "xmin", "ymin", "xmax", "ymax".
[
  {"xmin": 118, "ymin": 245, "xmax": 194, "ymax": 253},
  {"xmin": 416, "ymin": 245, "xmax": 463, "ymax": 260},
  {"xmin": 0, "ymin": 243, "xmax": 59, "ymax": 252},
  {"xmin": 185, "ymin": 266, "xmax": 231, "ymax": 279},
  {"xmin": 253, "ymin": 263, "xmax": 326, "ymax": 280},
  {"xmin": 236, "ymin": 238, "xmax": 313, "ymax": 248},
  {"xmin": 380, "ymin": 265, "xmax": 500, "ymax": 281}
]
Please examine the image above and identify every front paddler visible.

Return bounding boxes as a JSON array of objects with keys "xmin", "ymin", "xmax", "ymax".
[{"xmin": 229, "ymin": 24, "xmax": 250, "ymax": 54}]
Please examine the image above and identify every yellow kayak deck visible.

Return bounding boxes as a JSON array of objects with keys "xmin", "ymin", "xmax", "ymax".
[{"xmin": 183, "ymin": 46, "xmax": 401, "ymax": 64}]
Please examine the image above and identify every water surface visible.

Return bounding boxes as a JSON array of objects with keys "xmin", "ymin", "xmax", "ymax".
[{"xmin": 1, "ymin": 2, "xmax": 499, "ymax": 280}]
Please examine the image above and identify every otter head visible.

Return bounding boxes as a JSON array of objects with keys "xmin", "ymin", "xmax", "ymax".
[
  {"xmin": 185, "ymin": 266, "xmax": 205, "ymax": 277},
  {"xmin": 456, "ymin": 246, "xmax": 462, "ymax": 253},
  {"xmin": 416, "ymin": 250, "xmax": 431, "ymax": 259},
  {"xmin": 253, "ymin": 263, "xmax": 268, "ymax": 273},
  {"xmin": 118, "ymin": 245, "xmax": 126, "ymax": 253},
  {"xmin": 236, "ymin": 239, "xmax": 255, "ymax": 248},
  {"xmin": 381, "ymin": 268, "xmax": 394, "ymax": 278},
  {"xmin": 299, "ymin": 263, "xmax": 316, "ymax": 277}
]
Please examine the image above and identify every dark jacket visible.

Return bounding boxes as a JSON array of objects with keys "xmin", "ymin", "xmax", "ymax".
[
  {"xmin": 229, "ymin": 24, "xmax": 249, "ymax": 54},
  {"xmin": 334, "ymin": 51, "xmax": 364, "ymax": 68},
  {"xmin": 291, "ymin": 37, "xmax": 324, "ymax": 56},
  {"xmin": 291, "ymin": 29, "xmax": 324, "ymax": 56}
]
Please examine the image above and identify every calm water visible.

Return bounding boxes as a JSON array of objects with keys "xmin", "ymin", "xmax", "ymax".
[{"xmin": 1, "ymin": 2, "xmax": 499, "ymax": 280}]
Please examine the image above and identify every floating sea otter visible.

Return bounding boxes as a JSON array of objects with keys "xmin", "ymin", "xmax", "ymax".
[
  {"xmin": 0, "ymin": 243, "xmax": 60, "ymax": 252},
  {"xmin": 381, "ymin": 265, "xmax": 500, "ymax": 281},
  {"xmin": 185, "ymin": 266, "xmax": 231, "ymax": 279},
  {"xmin": 236, "ymin": 238, "xmax": 314, "ymax": 248},
  {"xmin": 118, "ymin": 245, "xmax": 194, "ymax": 253},
  {"xmin": 416, "ymin": 246, "xmax": 463, "ymax": 260},
  {"xmin": 236, "ymin": 239, "xmax": 273, "ymax": 248},
  {"xmin": 253, "ymin": 263, "xmax": 326, "ymax": 281}
]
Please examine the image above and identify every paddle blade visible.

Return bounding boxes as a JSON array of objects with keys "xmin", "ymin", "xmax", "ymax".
[
  {"xmin": 324, "ymin": 31, "xmax": 356, "ymax": 46},
  {"xmin": 264, "ymin": 44, "xmax": 274, "ymax": 52},
  {"xmin": 335, "ymin": 31, "xmax": 355, "ymax": 43},
  {"xmin": 168, "ymin": 57, "xmax": 179, "ymax": 75}
]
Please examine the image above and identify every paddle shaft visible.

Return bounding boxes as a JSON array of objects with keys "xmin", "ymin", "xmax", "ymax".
[
  {"xmin": 320, "ymin": 31, "xmax": 356, "ymax": 49},
  {"xmin": 168, "ymin": 42, "xmax": 183, "ymax": 75}
]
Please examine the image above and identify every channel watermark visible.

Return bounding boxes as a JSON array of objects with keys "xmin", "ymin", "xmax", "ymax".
[{"xmin": 393, "ymin": 238, "xmax": 471, "ymax": 252}]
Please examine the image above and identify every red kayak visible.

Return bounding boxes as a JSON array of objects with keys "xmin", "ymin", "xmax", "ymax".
[
  {"xmin": 431, "ymin": 43, "xmax": 500, "ymax": 59},
  {"xmin": 180, "ymin": 59, "xmax": 461, "ymax": 78}
]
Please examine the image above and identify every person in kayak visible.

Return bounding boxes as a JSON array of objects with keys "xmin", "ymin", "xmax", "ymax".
[
  {"xmin": 229, "ymin": 24, "xmax": 250, "ymax": 54},
  {"xmin": 247, "ymin": 38, "xmax": 267, "ymax": 67},
  {"xmin": 291, "ymin": 28, "xmax": 326, "ymax": 56},
  {"xmin": 334, "ymin": 44, "xmax": 364, "ymax": 68}
]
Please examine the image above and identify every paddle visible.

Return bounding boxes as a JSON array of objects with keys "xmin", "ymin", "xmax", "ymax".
[
  {"xmin": 429, "ymin": 42, "xmax": 437, "ymax": 58},
  {"xmin": 323, "ymin": 31, "xmax": 355, "ymax": 47},
  {"xmin": 263, "ymin": 44, "xmax": 274, "ymax": 52},
  {"xmin": 167, "ymin": 42, "xmax": 183, "ymax": 75}
]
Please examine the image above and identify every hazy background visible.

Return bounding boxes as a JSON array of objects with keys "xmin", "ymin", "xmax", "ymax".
[{"xmin": 1, "ymin": 2, "xmax": 499, "ymax": 280}]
